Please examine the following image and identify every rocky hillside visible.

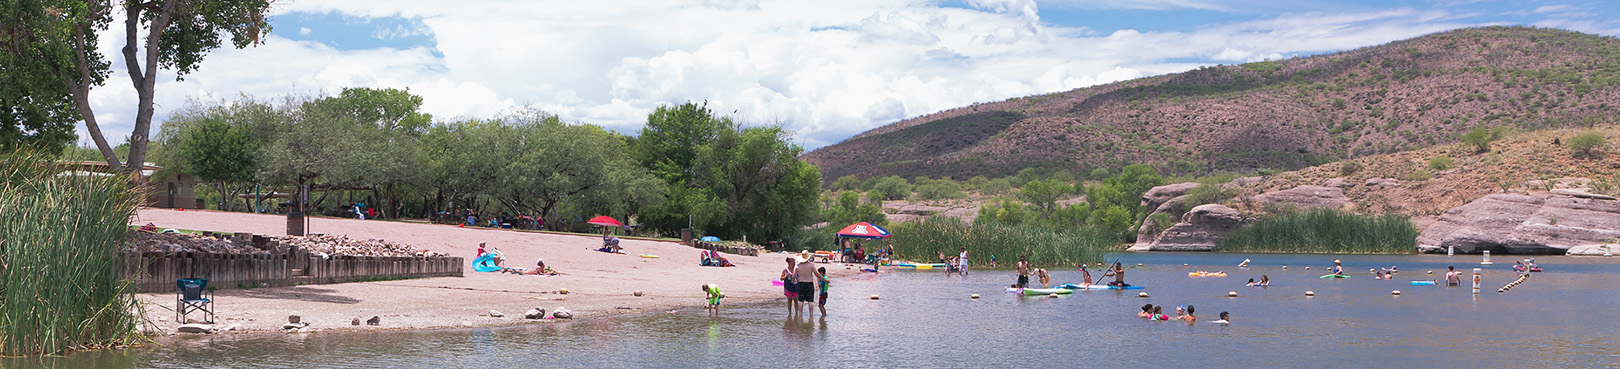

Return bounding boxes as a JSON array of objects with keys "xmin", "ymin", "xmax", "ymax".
[{"xmin": 805, "ymin": 26, "xmax": 1620, "ymax": 181}]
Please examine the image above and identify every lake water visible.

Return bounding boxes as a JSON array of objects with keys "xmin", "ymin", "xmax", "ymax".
[{"xmin": 10, "ymin": 253, "xmax": 1620, "ymax": 368}]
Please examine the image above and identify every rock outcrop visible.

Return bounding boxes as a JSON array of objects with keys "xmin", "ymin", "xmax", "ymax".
[
  {"xmin": 1417, "ymin": 192, "xmax": 1620, "ymax": 254},
  {"xmin": 1130, "ymin": 183, "xmax": 1199, "ymax": 250},
  {"xmin": 1133, "ymin": 204, "xmax": 1247, "ymax": 252},
  {"xmin": 1253, "ymin": 185, "xmax": 1350, "ymax": 210}
]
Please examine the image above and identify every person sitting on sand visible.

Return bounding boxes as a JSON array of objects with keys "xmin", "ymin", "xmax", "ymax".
[
  {"xmin": 1036, "ymin": 268, "xmax": 1051, "ymax": 288},
  {"xmin": 1445, "ymin": 266, "xmax": 1461, "ymax": 286},
  {"xmin": 1214, "ymin": 312, "xmax": 1230, "ymax": 325},
  {"xmin": 477, "ymin": 242, "xmax": 488, "ymax": 257},
  {"xmin": 1139, "ymin": 304, "xmax": 1154, "ymax": 318}
]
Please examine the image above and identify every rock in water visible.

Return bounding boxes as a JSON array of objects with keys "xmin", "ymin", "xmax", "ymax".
[
  {"xmin": 366, "ymin": 316, "xmax": 381, "ymax": 325},
  {"xmin": 525, "ymin": 308, "xmax": 547, "ymax": 319},
  {"xmin": 1418, "ymin": 192, "xmax": 1620, "ymax": 254},
  {"xmin": 352, "ymin": 318, "xmax": 361, "ymax": 326},
  {"xmin": 552, "ymin": 307, "xmax": 573, "ymax": 319},
  {"xmin": 177, "ymin": 323, "xmax": 214, "ymax": 334},
  {"xmin": 489, "ymin": 310, "xmax": 504, "ymax": 318},
  {"xmin": 1143, "ymin": 204, "xmax": 1247, "ymax": 251}
]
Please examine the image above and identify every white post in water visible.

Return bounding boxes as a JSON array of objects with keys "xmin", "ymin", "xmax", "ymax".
[
  {"xmin": 1472, "ymin": 268, "xmax": 1482, "ymax": 294},
  {"xmin": 1481, "ymin": 250, "xmax": 1493, "ymax": 265},
  {"xmin": 1448, "ymin": 245, "xmax": 1454, "ymax": 256}
]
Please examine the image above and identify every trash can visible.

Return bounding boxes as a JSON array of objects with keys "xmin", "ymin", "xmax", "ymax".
[
  {"xmin": 681, "ymin": 228, "xmax": 693, "ymax": 245},
  {"xmin": 287, "ymin": 212, "xmax": 306, "ymax": 236}
]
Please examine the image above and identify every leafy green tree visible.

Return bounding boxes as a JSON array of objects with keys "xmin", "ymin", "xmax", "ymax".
[
  {"xmin": 913, "ymin": 177, "xmax": 964, "ymax": 200},
  {"xmin": 975, "ymin": 196, "xmax": 1028, "ymax": 226},
  {"xmin": 177, "ymin": 114, "xmax": 257, "ymax": 210},
  {"xmin": 979, "ymin": 178, "xmax": 1013, "ymax": 196},
  {"xmin": 1428, "ymin": 155, "xmax": 1453, "ymax": 171},
  {"xmin": 1017, "ymin": 179, "xmax": 1069, "ymax": 212},
  {"xmin": 1569, "ymin": 132, "xmax": 1607, "ymax": 158},
  {"xmin": 830, "ymin": 175, "xmax": 861, "ymax": 191},
  {"xmin": 29, "ymin": 0, "xmax": 273, "ymax": 174},
  {"xmin": 826, "ymin": 191, "xmax": 884, "ymax": 227},
  {"xmin": 871, "ymin": 175, "xmax": 911, "ymax": 201},
  {"xmin": 0, "ymin": 1, "xmax": 77, "ymax": 152},
  {"xmin": 633, "ymin": 102, "xmax": 725, "ymax": 185},
  {"xmin": 493, "ymin": 110, "xmax": 664, "ymax": 225},
  {"xmin": 1460, "ymin": 127, "xmax": 1492, "ymax": 153}
]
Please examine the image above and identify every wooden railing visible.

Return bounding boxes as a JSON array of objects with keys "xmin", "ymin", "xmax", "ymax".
[{"xmin": 122, "ymin": 245, "xmax": 462, "ymax": 293}]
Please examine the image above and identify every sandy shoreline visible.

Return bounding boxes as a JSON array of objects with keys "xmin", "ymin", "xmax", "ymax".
[{"xmin": 132, "ymin": 209, "xmax": 860, "ymax": 335}]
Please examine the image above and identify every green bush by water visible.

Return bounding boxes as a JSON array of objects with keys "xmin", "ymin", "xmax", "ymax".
[
  {"xmin": 1, "ymin": 152, "xmax": 146, "ymax": 355},
  {"xmin": 886, "ymin": 217, "xmax": 1112, "ymax": 267},
  {"xmin": 1218, "ymin": 209, "xmax": 1417, "ymax": 254}
]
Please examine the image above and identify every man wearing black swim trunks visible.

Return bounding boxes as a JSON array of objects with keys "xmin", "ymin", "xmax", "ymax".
[
  {"xmin": 795, "ymin": 256, "xmax": 819, "ymax": 316},
  {"xmin": 1015, "ymin": 255, "xmax": 1030, "ymax": 288}
]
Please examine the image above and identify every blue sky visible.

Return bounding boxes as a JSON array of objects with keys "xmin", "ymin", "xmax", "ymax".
[{"xmin": 79, "ymin": 0, "xmax": 1620, "ymax": 150}]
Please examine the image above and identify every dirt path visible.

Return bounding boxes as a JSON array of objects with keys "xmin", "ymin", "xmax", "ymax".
[{"xmin": 134, "ymin": 209, "xmax": 857, "ymax": 334}]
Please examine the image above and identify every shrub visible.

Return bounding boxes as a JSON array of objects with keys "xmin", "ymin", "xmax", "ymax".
[
  {"xmin": 894, "ymin": 217, "xmax": 1112, "ymax": 267},
  {"xmin": 1461, "ymin": 127, "xmax": 1492, "ymax": 153},
  {"xmin": 913, "ymin": 178, "xmax": 965, "ymax": 200},
  {"xmin": 1428, "ymin": 155, "xmax": 1454, "ymax": 171},
  {"xmin": 1339, "ymin": 161, "xmax": 1362, "ymax": 176},
  {"xmin": 830, "ymin": 175, "xmax": 861, "ymax": 191},
  {"xmin": 979, "ymin": 178, "xmax": 1013, "ymax": 196},
  {"xmin": 870, "ymin": 175, "xmax": 912, "ymax": 201},
  {"xmin": 1569, "ymin": 132, "xmax": 1607, "ymax": 158},
  {"xmin": 1405, "ymin": 168, "xmax": 1433, "ymax": 182}
]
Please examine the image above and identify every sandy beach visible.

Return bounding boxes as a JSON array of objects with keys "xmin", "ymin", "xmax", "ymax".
[{"xmin": 132, "ymin": 209, "xmax": 858, "ymax": 334}]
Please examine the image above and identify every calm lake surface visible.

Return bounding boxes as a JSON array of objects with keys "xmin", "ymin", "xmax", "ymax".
[{"xmin": 10, "ymin": 253, "xmax": 1620, "ymax": 368}]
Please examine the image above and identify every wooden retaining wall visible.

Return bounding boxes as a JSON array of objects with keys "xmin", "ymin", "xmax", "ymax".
[{"xmin": 122, "ymin": 248, "xmax": 463, "ymax": 293}]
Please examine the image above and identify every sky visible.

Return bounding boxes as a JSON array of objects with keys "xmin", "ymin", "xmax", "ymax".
[{"xmin": 76, "ymin": 0, "xmax": 1620, "ymax": 151}]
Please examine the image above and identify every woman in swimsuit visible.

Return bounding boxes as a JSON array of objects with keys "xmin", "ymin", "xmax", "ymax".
[
  {"xmin": 1139, "ymin": 304, "xmax": 1154, "ymax": 318},
  {"xmin": 782, "ymin": 257, "xmax": 798, "ymax": 315}
]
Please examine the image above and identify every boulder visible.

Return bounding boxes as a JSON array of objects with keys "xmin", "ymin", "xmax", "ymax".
[
  {"xmin": 1417, "ymin": 193, "xmax": 1620, "ymax": 254},
  {"xmin": 1129, "ymin": 196, "xmax": 1190, "ymax": 251},
  {"xmin": 281, "ymin": 322, "xmax": 308, "ymax": 330},
  {"xmin": 1143, "ymin": 204, "xmax": 1246, "ymax": 251},
  {"xmin": 552, "ymin": 307, "xmax": 573, "ymax": 319},
  {"xmin": 351, "ymin": 318, "xmax": 361, "ymax": 326},
  {"xmin": 1320, "ymin": 178, "xmax": 1353, "ymax": 188},
  {"xmin": 1253, "ymin": 185, "xmax": 1349, "ymax": 210},
  {"xmin": 287, "ymin": 315, "xmax": 301, "ymax": 324},
  {"xmin": 1365, "ymin": 178, "xmax": 1401, "ymax": 187},
  {"xmin": 177, "ymin": 323, "xmax": 214, "ymax": 334},
  {"xmin": 1140, "ymin": 182, "xmax": 1198, "ymax": 211},
  {"xmin": 488, "ymin": 310, "xmax": 505, "ymax": 318},
  {"xmin": 525, "ymin": 308, "xmax": 548, "ymax": 319},
  {"xmin": 1566, "ymin": 244, "xmax": 1617, "ymax": 256},
  {"xmin": 366, "ymin": 316, "xmax": 381, "ymax": 325}
]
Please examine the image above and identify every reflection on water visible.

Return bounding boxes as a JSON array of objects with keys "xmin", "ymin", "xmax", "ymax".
[{"xmin": 7, "ymin": 254, "xmax": 1619, "ymax": 368}]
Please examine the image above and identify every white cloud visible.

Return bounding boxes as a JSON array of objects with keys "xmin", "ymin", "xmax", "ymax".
[
  {"xmin": 71, "ymin": 0, "xmax": 1607, "ymax": 150},
  {"xmin": 298, "ymin": 27, "xmax": 311, "ymax": 36}
]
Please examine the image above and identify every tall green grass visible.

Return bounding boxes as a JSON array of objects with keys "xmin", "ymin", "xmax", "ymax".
[
  {"xmin": 884, "ymin": 217, "xmax": 1113, "ymax": 267},
  {"xmin": 1219, "ymin": 209, "xmax": 1417, "ymax": 254},
  {"xmin": 1, "ymin": 152, "xmax": 146, "ymax": 356}
]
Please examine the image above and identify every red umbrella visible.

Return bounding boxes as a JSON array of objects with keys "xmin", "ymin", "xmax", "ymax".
[
  {"xmin": 836, "ymin": 222, "xmax": 891, "ymax": 239},
  {"xmin": 587, "ymin": 216, "xmax": 624, "ymax": 227}
]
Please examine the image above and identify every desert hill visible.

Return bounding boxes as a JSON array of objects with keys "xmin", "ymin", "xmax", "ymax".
[{"xmin": 805, "ymin": 26, "xmax": 1620, "ymax": 182}]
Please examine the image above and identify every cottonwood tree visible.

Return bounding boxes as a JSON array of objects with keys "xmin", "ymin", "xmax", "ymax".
[
  {"xmin": 30, "ymin": 0, "xmax": 272, "ymax": 175},
  {"xmin": 0, "ymin": 1, "xmax": 79, "ymax": 152}
]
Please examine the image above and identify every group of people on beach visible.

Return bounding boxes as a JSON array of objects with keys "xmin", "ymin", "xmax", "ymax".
[
  {"xmin": 477, "ymin": 242, "xmax": 558, "ymax": 276},
  {"xmin": 781, "ymin": 252, "xmax": 830, "ymax": 317}
]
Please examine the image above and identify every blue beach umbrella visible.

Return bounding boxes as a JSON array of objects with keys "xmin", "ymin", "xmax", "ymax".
[{"xmin": 700, "ymin": 236, "xmax": 722, "ymax": 242}]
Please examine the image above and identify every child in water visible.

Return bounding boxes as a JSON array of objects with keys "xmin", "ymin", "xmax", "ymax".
[
  {"xmin": 1139, "ymin": 304, "xmax": 1154, "ymax": 318},
  {"xmin": 1181, "ymin": 305, "xmax": 1197, "ymax": 322},
  {"xmin": 816, "ymin": 267, "xmax": 829, "ymax": 316},
  {"xmin": 1151, "ymin": 306, "xmax": 1169, "ymax": 321},
  {"xmin": 1246, "ymin": 278, "xmax": 1257, "ymax": 287},
  {"xmin": 703, "ymin": 284, "xmax": 723, "ymax": 316}
]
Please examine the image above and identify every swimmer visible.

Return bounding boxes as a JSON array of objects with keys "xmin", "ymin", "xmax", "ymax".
[
  {"xmin": 1259, "ymin": 275, "xmax": 1270, "ymax": 287},
  {"xmin": 1246, "ymin": 278, "xmax": 1257, "ymax": 287},
  {"xmin": 1139, "ymin": 304, "xmax": 1154, "ymax": 318},
  {"xmin": 1444, "ymin": 266, "xmax": 1461, "ymax": 286},
  {"xmin": 1182, "ymin": 305, "xmax": 1198, "ymax": 322},
  {"xmin": 1332, "ymin": 259, "xmax": 1344, "ymax": 276},
  {"xmin": 1036, "ymin": 268, "xmax": 1051, "ymax": 288},
  {"xmin": 1214, "ymin": 312, "xmax": 1230, "ymax": 325},
  {"xmin": 1151, "ymin": 306, "xmax": 1168, "ymax": 321},
  {"xmin": 1239, "ymin": 258, "xmax": 1251, "ymax": 268},
  {"xmin": 1174, "ymin": 306, "xmax": 1186, "ymax": 321}
]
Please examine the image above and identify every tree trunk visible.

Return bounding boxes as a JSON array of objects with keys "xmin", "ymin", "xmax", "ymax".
[{"xmin": 118, "ymin": 0, "xmax": 179, "ymax": 182}]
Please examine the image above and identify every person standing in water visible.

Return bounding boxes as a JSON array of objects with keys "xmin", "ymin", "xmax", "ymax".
[
  {"xmin": 958, "ymin": 247, "xmax": 969, "ymax": 276},
  {"xmin": 1214, "ymin": 312, "xmax": 1230, "ymax": 325},
  {"xmin": 782, "ymin": 257, "xmax": 798, "ymax": 315},
  {"xmin": 1015, "ymin": 255, "xmax": 1031, "ymax": 288},
  {"xmin": 1445, "ymin": 266, "xmax": 1461, "ymax": 286},
  {"xmin": 795, "ymin": 255, "xmax": 819, "ymax": 316},
  {"xmin": 703, "ymin": 284, "xmax": 723, "ymax": 317}
]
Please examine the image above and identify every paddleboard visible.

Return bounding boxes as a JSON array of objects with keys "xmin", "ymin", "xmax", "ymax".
[
  {"xmin": 638, "ymin": 254, "xmax": 659, "ymax": 258},
  {"xmin": 1410, "ymin": 280, "xmax": 1436, "ymax": 286},
  {"xmin": 1319, "ymin": 274, "xmax": 1351, "ymax": 278},
  {"xmin": 1021, "ymin": 288, "xmax": 1073, "ymax": 296},
  {"xmin": 1058, "ymin": 283, "xmax": 1143, "ymax": 290},
  {"xmin": 1188, "ymin": 272, "xmax": 1227, "ymax": 277}
]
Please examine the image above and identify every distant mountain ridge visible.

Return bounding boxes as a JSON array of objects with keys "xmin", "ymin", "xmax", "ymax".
[{"xmin": 804, "ymin": 26, "xmax": 1620, "ymax": 181}]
